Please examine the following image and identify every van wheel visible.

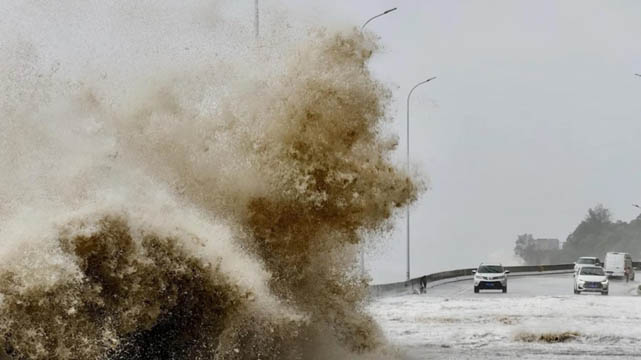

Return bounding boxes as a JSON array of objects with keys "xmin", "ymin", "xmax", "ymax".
[
  {"xmin": 573, "ymin": 289, "xmax": 579, "ymax": 294},
  {"xmin": 602, "ymin": 291, "xmax": 608, "ymax": 296},
  {"xmin": 502, "ymin": 286, "xmax": 507, "ymax": 293},
  {"xmin": 474, "ymin": 286, "xmax": 479, "ymax": 293}
]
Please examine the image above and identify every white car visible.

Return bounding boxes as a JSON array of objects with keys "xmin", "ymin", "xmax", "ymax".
[
  {"xmin": 574, "ymin": 265, "xmax": 608, "ymax": 295},
  {"xmin": 573, "ymin": 256, "xmax": 602, "ymax": 272},
  {"xmin": 473, "ymin": 263, "xmax": 510, "ymax": 293}
]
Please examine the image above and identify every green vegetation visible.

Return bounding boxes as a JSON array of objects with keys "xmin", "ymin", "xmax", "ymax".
[{"xmin": 515, "ymin": 204, "xmax": 641, "ymax": 265}]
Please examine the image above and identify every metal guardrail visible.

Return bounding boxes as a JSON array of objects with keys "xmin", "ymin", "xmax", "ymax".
[{"xmin": 369, "ymin": 263, "xmax": 575, "ymax": 298}]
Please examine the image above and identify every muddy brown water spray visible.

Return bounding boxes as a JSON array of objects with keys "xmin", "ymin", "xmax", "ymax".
[{"xmin": 0, "ymin": 6, "xmax": 419, "ymax": 358}]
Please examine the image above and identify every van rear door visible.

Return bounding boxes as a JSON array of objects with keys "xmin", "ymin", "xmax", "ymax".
[{"xmin": 605, "ymin": 253, "xmax": 625, "ymax": 277}]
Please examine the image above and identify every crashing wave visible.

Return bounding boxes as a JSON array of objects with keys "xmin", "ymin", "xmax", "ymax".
[{"xmin": 0, "ymin": 2, "xmax": 419, "ymax": 358}]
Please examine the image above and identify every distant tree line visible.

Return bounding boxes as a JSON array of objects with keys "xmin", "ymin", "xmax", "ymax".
[{"xmin": 514, "ymin": 204, "xmax": 641, "ymax": 265}]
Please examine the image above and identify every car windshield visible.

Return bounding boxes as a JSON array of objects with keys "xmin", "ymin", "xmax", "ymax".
[
  {"xmin": 577, "ymin": 258, "xmax": 595, "ymax": 264},
  {"xmin": 478, "ymin": 265, "xmax": 504, "ymax": 273},
  {"xmin": 580, "ymin": 267, "xmax": 604, "ymax": 276}
]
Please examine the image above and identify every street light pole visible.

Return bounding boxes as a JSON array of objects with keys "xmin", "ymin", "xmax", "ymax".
[
  {"xmin": 406, "ymin": 77, "xmax": 436, "ymax": 281},
  {"xmin": 358, "ymin": 7, "xmax": 398, "ymax": 278},
  {"xmin": 254, "ymin": 0, "xmax": 259, "ymax": 39}
]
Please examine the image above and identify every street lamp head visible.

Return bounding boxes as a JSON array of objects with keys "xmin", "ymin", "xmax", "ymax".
[
  {"xmin": 633, "ymin": 204, "xmax": 641, "ymax": 209},
  {"xmin": 635, "ymin": 74, "xmax": 641, "ymax": 77},
  {"xmin": 410, "ymin": 77, "xmax": 436, "ymax": 94},
  {"xmin": 361, "ymin": 7, "xmax": 398, "ymax": 30}
]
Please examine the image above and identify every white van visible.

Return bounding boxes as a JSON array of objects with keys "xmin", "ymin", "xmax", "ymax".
[{"xmin": 604, "ymin": 252, "xmax": 634, "ymax": 279}]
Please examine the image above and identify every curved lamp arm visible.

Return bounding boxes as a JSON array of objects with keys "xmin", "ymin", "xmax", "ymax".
[{"xmin": 361, "ymin": 8, "xmax": 397, "ymax": 30}]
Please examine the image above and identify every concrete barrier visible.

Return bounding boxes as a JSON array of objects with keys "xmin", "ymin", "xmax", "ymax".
[{"xmin": 369, "ymin": 263, "xmax": 574, "ymax": 298}]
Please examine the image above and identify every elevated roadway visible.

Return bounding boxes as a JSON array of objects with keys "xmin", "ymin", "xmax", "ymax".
[{"xmin": 369, "ymin": 272, "xmax": 641, "ymax": 359}]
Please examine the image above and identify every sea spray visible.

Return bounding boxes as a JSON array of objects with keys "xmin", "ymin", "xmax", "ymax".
[{"xmin": 0, "ymin": 2, "xmax": 419, "ymax": 358}]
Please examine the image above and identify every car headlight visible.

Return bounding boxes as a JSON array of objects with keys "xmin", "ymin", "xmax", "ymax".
[{"xmin": 601, "ymin": 279, "xmax": 608, "ymax": 284}]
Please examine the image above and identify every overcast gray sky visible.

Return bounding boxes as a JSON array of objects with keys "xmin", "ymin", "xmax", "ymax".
[
  {"xmin": 266, "ymin": 0, "xmax": 641, "ymax": 283},
  {"xmin": 4, "ymin": 0, "xmax": 640, "ymax": 284}
]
